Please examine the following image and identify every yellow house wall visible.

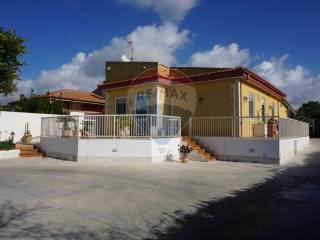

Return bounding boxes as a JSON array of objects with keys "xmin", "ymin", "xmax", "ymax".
[
  {"xmin": 105, "ymin": 83, "xmax": 162, "ymax": 114},
  {"xmin": 240, "ymin": 82, "xmax": 289, "ymax": 138},
  {"xmin": 105, "ymin": 87, "xmax": 129, "ymax": 114},
  {"xmin": 192, "ymin": 79, "xmax": 236, "ymax": 117},
  {"xmin": 183, "ymin": 79, "xmax": 237, "ymax": 135},
  {"xmin": 241, "ymin": 82, "xmax": 288, "ymax": 118},
  {"xmin": 105, "ymin": 78, "xmax": 237, "ymax": 117},
  {"xmin": 104, "ymin": 79, "xmax": 289, "ymax": 137},
  {"xmin": 279, "ymin": 102, "xmax": 289, "ymax": 118}
]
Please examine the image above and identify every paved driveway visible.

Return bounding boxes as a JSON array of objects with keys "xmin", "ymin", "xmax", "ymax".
[{"xmin": 0, "ymin": 152, "xmax": 289, "ymax": 239}]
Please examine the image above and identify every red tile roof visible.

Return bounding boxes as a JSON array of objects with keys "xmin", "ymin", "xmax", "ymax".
[
  {"xmin": 44, "ymin": 89, "xmax": 105, "ymax": 104},
  {"xmin": 97, "ymin": 67, "xmax": 286, "ymax": 99}
]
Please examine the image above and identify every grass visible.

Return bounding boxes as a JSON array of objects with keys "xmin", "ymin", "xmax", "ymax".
[{"xmin": 0, "ymin": 140, "xmax": 15, "ymax": 151}]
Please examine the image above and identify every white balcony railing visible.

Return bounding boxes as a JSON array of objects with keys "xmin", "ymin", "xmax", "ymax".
[
  {"xmin": 278, "ymin": 117, "xmax": 310, "ymax": 138},
  {"xmin": 189, "ymin": 116, "xmax": 309, "ymax": 139},
  {"xmin": 41, "ymin": 114, "xmax": 181, "ymax": 139}
]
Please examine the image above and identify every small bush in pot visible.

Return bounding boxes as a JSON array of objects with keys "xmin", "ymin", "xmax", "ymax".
[
  {"xmin": 56, "ymin": 115, "xmax": 74, "ymax": 138},
  {"xmin": 116, "ymin": 116, "xmax": 132, "ymax": 136},
  {"xmin": 178, "ymin": 145, "xmax": 193, "ymax": 163}
]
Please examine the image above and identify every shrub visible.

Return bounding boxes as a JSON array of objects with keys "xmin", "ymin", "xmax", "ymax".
[{"xmin": 0, "ymin": 140, "xmax": 14, "ymax": 151}]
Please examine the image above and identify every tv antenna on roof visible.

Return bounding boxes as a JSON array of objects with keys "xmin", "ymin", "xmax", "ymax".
[{"xmin": 127, "ymin": 38, "xmax": 134, "ymax": 61}]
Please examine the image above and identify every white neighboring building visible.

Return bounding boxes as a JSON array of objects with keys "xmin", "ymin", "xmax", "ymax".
[{"xmin": 0, "ymin": 111, "xmax": 57, "ymax": 143}]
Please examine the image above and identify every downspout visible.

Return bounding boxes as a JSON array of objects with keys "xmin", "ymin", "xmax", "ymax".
[
  {"xmin": 234, "ymin": 79, "xmax": 241, "ymax": 137},
  {"xmin": 239, "ymin": 80, "xmax": 242, "ymax": 138}
]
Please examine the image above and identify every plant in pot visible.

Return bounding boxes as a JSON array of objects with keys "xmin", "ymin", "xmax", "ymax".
[
  {"xmin": 21, "ymin": 123, "xmax": 32, "ymax": 143},
  {"xmin": 178, "ymin": 145, "xmax": 193, "ymax": 163},
  {"xmin": 56, "ymin": 115, "xmax": 74, "ymax": 138},
  {"xmin": 116, "ymin": 116, "xmax": 131, "ymax": 137},
  {"xmin": 81, "ymin": 120, "xmax": 93, "ymax": 138},
  {"xmin": 267, "ymin": 117, "xmax": 278, "ymax": 137},
  {"xmin": 73, "ymin": 119, "xmax": 80, "ymax": 138}
]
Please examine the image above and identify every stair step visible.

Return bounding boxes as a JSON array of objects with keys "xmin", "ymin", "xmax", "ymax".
[
  {"xmin": 17, "ymin": 143, "xmax": 44, "ymax": 158},
  {"xmin": 20, "ymin": 153, "xmax": 43, "ymax": 158},
  {"xmin": 20, "ymin": 149, "xmax": 39, "ymax": 154},
  {"xmin": 197, "ymin": 149, "xmax": 206, "ymax": 154},
  {"xmin": 189, "ymin": 143, "xmax": 201, "ymax": 148},
  {"xmin": 182, "ymin": 136, "xmax": 192, "ymax": 141},
  {"xmin": 183, "ymin": 136, "xmax": 216, "ymax": 163},
  {"xmin": 16, "ymin": 144, "xmax": 34, "ymax": 150},
  {"xmin": 207, "ymin": 156, "xmax": 216, "ymax": 162},
  {"xmin": 202, "ymin": 152, "xmax": 212, "ymax": 158},
  {"xmin": 192, "ymin": 146, "xmax": 201, "ymax": 150}
]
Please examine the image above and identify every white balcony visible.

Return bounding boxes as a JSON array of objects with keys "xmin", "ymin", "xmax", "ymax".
[{"xmin": 40, "ymin": 114, "xmax": 181, "ymax": 163}]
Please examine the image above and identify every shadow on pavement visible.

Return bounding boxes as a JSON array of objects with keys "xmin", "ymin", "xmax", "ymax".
[
  {"xmin": 147, "ymin": 140, "xmax": 320, "ymax": 240},
  {"xmin": 1, "ymin": 141, "xmax": 320, "ymax": 240},
  {"xmin": 0, "ymin": 200, "xmax": 148, "ymax": 239}
]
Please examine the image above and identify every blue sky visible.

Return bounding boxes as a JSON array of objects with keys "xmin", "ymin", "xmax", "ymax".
[{"xmin": 1, "ymin": 0, "xmax": 320, "ymax": 106}]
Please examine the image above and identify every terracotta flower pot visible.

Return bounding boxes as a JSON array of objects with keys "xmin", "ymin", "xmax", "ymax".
[
  {"xmin": 62, "ymin": 129, "xmax": 73, "ymax": 138},
  {"xmin": 180, "ymin": 153, "xmax": 188, "ymax": 163}
]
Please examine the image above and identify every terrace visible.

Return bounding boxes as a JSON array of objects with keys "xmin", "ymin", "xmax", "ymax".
[
  {"xmin": 40, "ymin": 114, "xmax": 181, "ymax": 162},
  {"xmin": 40, "ymin": 114, "xmax": 309, "ymax": 164},
  {"xmin": 186, "ymin": 116, "xmax": 309, "ymax": 164}
]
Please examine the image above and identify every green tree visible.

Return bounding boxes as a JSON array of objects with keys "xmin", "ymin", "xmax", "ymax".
[
  {"xmin": 11, "ymin": 93, "xmax": 66, "ymax": 114},
  {"xmin": 296, "ymin": 101, "xmax": 320, "ymax": 120},
  {"xmin": 0, "ymin": 27, "xmax": 27, "ymax": 95},
  {"xmin": 296, "ymin": 101, "xmax": 320, "ymax": 137}
]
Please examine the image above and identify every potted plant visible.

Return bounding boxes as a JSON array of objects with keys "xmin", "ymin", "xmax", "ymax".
[
  {"xmin": 267, "ymin": 117, "xmax": 278, "ymax": 137},
  {"xmin": 21, "ymin": 123, "xmax": 32, "ymax": 143},
  {"xmin": 56, "ymin": 115, "xmax": 74, "ymax": 138},
  {"xmin": 178, "ymin": 145, "xmax": 193, "ymax": 163},
  {"xmin": 81, "ymin": 120, "xmax": 93, "ymax": 138},
  {"xmin": 116, "ymin": 116, "xmax": 131, "ymax": 137},
  {"xmin": 73, "ymin": 119, "xmax": 80, "ymax": 138}
]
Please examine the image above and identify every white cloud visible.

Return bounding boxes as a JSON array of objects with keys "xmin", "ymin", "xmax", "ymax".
[
  {"xmin": 2, "ymin": 33, "xmax": 319, "ymax": 109},
  {"xmin": 188, "ymin": 43, "xmax": 251, "ymax": 67},
  {"xmin": 255, "ymin": 54, "xmax": 320, "ymax": 107},
  {"xmin": 82, "ymin": 22, "xmax": 189, "ymax": 77},
  {"xmin": 118, "ymin": 0, "xmax": 199, "ymax": 22},
  {"xmin": 0, "ymin": 23, "xmax": 189, "ymax": 104},
  {"xmin": 188, "ymin": 43, "xmax": 320, "ymax": 107}
]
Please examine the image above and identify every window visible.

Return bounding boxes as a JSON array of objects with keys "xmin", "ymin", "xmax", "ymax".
[
  {"xmin": 271, "ymin": 102, "xmax": 275, "ymax": 117},
  {"xmin": 248, "ymin": 93, "xmax": 255, "ymax": 118},
  {"xmin": 261, "ymin": 97, "xmax": 266, "ymax": 121},
  {"xmin": 135, "ymin": 94, "xmax": 148, "ymax": 114},
  {"xmin": 115, "ymin": 97, "xmax": 127, "ymax": 114}
]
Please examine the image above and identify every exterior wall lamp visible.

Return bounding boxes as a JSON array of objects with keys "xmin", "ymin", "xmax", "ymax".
[{"xmin": 243, "ymin": 96, "xmax": 248, "ymax": 102}]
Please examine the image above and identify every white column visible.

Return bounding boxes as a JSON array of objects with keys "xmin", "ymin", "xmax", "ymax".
[{"xmin": 156, "ymin": 86, "xmax": 162, "ymax": 115}]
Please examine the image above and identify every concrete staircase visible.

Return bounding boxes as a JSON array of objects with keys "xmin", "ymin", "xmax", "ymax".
[
  {"xmin": 182, "ymin": 136, "xmax": 216, "ymax": 162},
  {"xmin": 16, "ymin": 143, "xmax": 43, "ymax": 158}
]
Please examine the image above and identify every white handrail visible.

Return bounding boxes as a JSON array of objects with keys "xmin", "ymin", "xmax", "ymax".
[
  {"xmin": 41, "ymin": 114, "xmax": 181, "ymax": 139},
  {"xmin": 189, "ymin": 116, "xmax": 309, "ymax": 139}
]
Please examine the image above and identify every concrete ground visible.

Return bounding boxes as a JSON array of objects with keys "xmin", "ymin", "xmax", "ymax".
[{"xmin": 0, "ymin": 142, "xmax": 313, "ymax": 239}]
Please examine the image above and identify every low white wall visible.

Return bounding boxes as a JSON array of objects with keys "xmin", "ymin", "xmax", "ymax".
[
  {"xmin": 195, "ymin": 137, "xmax": 280, "ymax": 164},
  {"xmin": 0, "ymin": 111, "xmax": 56, "ymax": 142},
  {"xmin": 151, "ymin": 138, "xmax": 181, "ymax": 163},
  {"xmin": 195, "ymin": 136, "xmax": 310, "ymax": 164},
  {"xmin": 77, "ymin": 138, "xmax": 153, "ymax": 162},
  {"xmin": 40, "ymin": 137, "xmax": 78, "ymax": 161},
  {"xmin": 0, "ymin": 150, "xmax": 20, "ymax": 160},
  {"xmin": 279, "ymin": 136, "xmax": 309, "ymax": 163},
  {"xmin": 40, "ymin": 137, "xmax": 180, "ymax": 163}
]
